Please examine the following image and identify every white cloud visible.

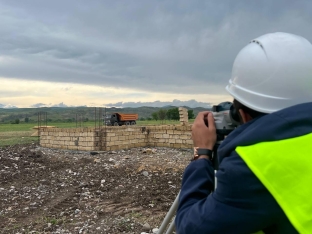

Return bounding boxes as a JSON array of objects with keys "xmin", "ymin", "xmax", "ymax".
[
  {"xmin": 0, "ymin": 103, "xmax": 18, "ymax": 109},
  {"xmin": 0, "ymin": 77, "xmax": 231, "ymax": 108}
]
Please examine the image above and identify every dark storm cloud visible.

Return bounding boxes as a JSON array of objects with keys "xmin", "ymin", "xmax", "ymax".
[{"xmin": 0, "ymin": 0, "xmax": 311, "ymax": 95}]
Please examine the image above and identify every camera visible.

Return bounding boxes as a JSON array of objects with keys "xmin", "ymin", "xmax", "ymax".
[
  {"xmin": 206, "ymin": 102, "xmax": 240, "ymax": 170},
  {"xmin": 212, "ymin": 102, "xmax": 240, "ymax": 141}
]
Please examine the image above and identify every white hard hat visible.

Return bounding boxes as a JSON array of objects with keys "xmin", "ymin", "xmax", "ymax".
[{"xmin": 226, "ymin": 32, "xmax": 312, "ymax": 113}]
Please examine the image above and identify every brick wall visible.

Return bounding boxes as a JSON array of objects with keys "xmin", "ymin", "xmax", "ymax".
[
  {"xmin": 102, "ymin": 126, "xmax": 149, "ymax": 151},
  {"xmin": 40, "ymin": 127, "xmax": 97, "ymax": 151},
  {"xmin": 40, "ymin": 124, "xmax": 193, "ymax": 151},
  {"xmin": 145, "ymin": 125, "xmax": 192, "ymax": 149}
]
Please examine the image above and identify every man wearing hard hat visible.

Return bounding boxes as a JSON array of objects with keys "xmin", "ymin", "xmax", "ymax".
[{"xmin": 175, "ymin": 32, "xmax": 312, "ymax": 234}]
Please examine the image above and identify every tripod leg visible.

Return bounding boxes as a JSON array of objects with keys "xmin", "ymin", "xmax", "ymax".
[
  {"xmin": 158, "ymin": 191, "xmax": 180, "ymax": 234},
  {"xmin": 214, "ymin": 170, "xmax": 217, "ymax": 190},
  {"xmin": 165, "ymin": 217, "xmax": 176, "ymax": 234},
  {"xmin": 159, "ymin": 146, "xmax": 220, "ymax": 233}
]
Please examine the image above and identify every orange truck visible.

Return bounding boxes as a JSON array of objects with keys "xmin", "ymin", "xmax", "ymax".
[{"xmin": 104, "ymin": 113, "xmax": 139, "ymax": 126}]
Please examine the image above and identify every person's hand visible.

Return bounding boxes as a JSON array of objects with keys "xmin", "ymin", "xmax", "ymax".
[{"xmin": 192, "ymin": 111, "xmax": 217, "ymax": 150}]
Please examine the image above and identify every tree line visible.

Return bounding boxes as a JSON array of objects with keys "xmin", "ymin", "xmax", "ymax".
[{"xmin": 139, "ymin": 107, "xmax": 194, "ymax": 121}]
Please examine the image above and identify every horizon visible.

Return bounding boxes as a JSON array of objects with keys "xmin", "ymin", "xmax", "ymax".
[{"xmin": 0, "ymin": 99, "xmax": 219, "ymax": 109}]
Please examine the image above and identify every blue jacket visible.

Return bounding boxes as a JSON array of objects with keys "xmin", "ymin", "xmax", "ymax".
[{"xmin": 175, "ymin": 103, "xmax": 312, "ymax": 234}]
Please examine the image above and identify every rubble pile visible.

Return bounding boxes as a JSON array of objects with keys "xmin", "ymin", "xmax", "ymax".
[{"xmin": 0, "ymin": 143, "xmax": 191, "ymax": 233}]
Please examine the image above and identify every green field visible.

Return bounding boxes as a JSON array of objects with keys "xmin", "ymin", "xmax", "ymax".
[
  {"xmin": 0, "ymin": 120, "xmax": 193, "ymax": 147},
  {"xmin": 0, "ymin": 122, "xmax": 98, "ymax": 147}
]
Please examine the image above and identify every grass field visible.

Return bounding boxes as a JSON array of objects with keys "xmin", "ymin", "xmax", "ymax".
[
  {"xmin": 0, "ymin": 120, "xmax": 193, "ymax": 147},
  {"xmin": 0, "ymin": 131, "xmax": 37, "ymax": 146},
  {"xmin": 0, "ymin": 122, "xmax": 97, "ymax": 147}
]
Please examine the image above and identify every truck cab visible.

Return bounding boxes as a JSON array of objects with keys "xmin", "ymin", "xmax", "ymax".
[{"xmin": 104, "ymin": 113, "xmax": 138, "ymax": 126}]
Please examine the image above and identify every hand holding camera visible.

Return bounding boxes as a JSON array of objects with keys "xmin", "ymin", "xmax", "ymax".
[{"xmin": 191, "ymin": 111, "xmax": 217, "ymax": 151}]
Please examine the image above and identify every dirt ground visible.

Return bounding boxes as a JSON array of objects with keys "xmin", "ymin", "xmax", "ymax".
[{"xmin": 0, "ymin": 143, "xmax": 191, "ymax": 234}]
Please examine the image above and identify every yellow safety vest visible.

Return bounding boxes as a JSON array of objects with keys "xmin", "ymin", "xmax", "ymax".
[{"xmin": 236, "ymin": 132, "xmax": 312, "ymax": 234}]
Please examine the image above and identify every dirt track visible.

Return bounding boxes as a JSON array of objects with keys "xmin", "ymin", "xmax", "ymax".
[{"xmin": 0, "ymin": 143, "xmax": 191, "ymax": 233}]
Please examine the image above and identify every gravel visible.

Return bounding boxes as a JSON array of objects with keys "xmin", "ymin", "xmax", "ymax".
[{"xmin": 0, "ymin": 143, "xmax": 191, "ymax": 233}]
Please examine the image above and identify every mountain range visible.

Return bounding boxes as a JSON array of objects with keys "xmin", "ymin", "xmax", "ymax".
[{"xmin": 0, "ymin": 99, "xmax": 213, "ymax": 109}]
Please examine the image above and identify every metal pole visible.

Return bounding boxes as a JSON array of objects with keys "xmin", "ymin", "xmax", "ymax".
[
  {"xmin": 98, "ymin": 107, "xmax": 100, "ymax": 128},
  {"xmin": 40, "ymin": 111, "xmax": 42, "ymax": 134},
  {"xmin": 104, "ymin": 107, "xmax": 106, "ymax": 126},
  {"xmin": 157, "ymin": 192, "xmax": 180, "ymax": 234},
  {"xmin": 159, "ymin": 143, "xmax": 222, "ymax": 234},
  {"xmin": 95, "ymin": 107, "xmax": 97, "ymax": 129},
  {"xmin": 37, "ymin": 111, "xmax": 39, "ymax": 137},
  {"xmin": 104, "ymin": 107, "xmax": 106, "ymax": 151},
  {"xmin": 165, "ymin": 218, "xmax": 176, "ymax": 234}
]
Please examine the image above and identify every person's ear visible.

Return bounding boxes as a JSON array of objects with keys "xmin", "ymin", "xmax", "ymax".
[{"xmin": 238, "ymin": 109, "xmax": 253, "ymax": 123}]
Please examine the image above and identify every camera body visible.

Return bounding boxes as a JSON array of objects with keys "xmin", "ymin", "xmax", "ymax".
[{"xmin": 212, "ymin": 102, "xmax": 240, "ymax": 141}]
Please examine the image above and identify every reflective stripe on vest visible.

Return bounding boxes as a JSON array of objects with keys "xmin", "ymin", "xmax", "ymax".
[{"xmin": 236, "ymin": 132, "xmax": 312, "ymax": 234}]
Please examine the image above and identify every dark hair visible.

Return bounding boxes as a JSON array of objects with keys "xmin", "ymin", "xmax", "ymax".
[{"xmin": 233, "ymin": 99, "xmax": 266, "ymax": 119}]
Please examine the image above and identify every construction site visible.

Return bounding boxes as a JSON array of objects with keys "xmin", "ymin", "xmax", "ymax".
[
  {"xmin": 0, "ymin": 108, "xmax": 192, "ymax": 233},
  {"xmin": 38, "ymin": 107, "xmax": 192, "ymax": 152}
]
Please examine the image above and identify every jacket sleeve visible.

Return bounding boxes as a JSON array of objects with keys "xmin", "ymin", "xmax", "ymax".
[{"xmin": 175, "ymin": 153, "xmax": 282, "ymax": 234}]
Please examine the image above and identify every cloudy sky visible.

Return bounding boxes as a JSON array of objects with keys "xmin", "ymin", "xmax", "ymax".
[{"xmin": 0, "ymin": 0, "xmax": 311, "ymax": 108}]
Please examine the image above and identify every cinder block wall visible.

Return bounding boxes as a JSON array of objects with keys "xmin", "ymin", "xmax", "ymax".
[
  {"xmin": 146, "ymin": 125, "xmax": 192, "ymax": 149},
  {"xmin": 103, "ymin": 126, "xmax": 149, "ymax": 151},
  {"xmin": 40, "ymin": 123, "xmax": 193, "ymax": 151},
  {"xmin": 40, "ymin": 127, "xmax": 98, "ymax": 151}
]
